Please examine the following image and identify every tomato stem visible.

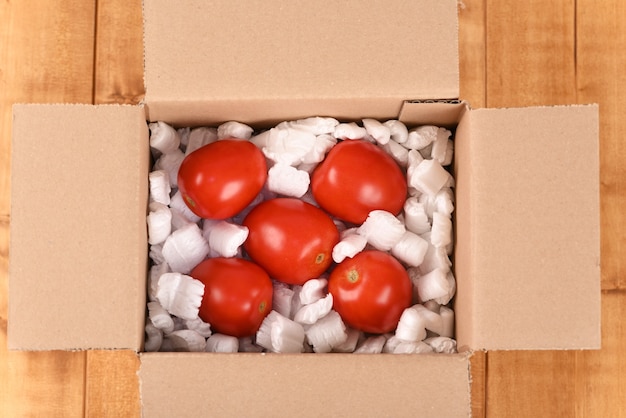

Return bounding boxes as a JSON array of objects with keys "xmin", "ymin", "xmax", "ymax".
[
  {"xmin": 315, "ymin": 253, "xmax": 325, "ymax": 264},
  {"xmin": 347, "ymin": 269, "xmax": 359, "ymax": 283}
]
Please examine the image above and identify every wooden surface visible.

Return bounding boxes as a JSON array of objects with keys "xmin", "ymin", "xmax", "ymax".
[{"xmin": 1, "ymin": 1, "xmax": 624, "ymax": 416}]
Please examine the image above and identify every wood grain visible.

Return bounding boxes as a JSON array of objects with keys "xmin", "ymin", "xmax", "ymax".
[{"xmin": 0, "ymin": 1, "xmax": 95, "ymax": 417}]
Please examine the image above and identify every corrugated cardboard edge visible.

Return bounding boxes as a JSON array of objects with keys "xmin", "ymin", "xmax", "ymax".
[
  {"xmin": 138, "ymin": 352, "xmax": 472, "ymax": 418},
  {"xmin": 8, "ymin": 103, "xmax": 149, "ymax": 351}
]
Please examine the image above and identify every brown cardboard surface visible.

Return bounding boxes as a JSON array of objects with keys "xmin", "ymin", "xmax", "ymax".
[
  {"xmin": 455, "ymin": 105, "xmax": 601, "ymax": 350},
  {"xmin": 139, "ymin": 352, "xmax": 471, "ymax": 418},
  {"xmin": 9, "ymin": 104, "xmax": 149, "ymax": 350},
  {"xmin": 143, "ymin": 0, "xmax": 460, "ymax": 125}
]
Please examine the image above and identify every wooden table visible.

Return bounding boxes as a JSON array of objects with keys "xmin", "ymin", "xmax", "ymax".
[{"xmin": 1, "ymin": 1, "xmax": 624, "ymax": 416}]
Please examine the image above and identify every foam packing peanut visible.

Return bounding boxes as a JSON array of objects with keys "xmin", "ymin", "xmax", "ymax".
[
  {"xmin": 383, "ymin": 120, "xmax": 409, "ymax": 144},
  {"xmin": 438, "ymin": 306, "xmax": 455, "ymax": 338},
  {"xmin": 156, "ymin": 272, "xmax": 205, "ymax": 320},
  {"xmin": 148, "ymin": 263, "xmax": 169, "ymax": 302},
  {"xmin": 332, "ymin": 328, "xmax": 361, "ymax": 353},
  {"xmin": 166, "ymin": 329, "xmax": 206, "ymax": 352},
  {"xmin": 217, "ymin": 121, "xmax": 253, "ymax": 140},
  {"xmin": 294, "ymin": 294, "xmax": 333, "ymax": 325},
  {"xmin": 267, "ymin": 163, "xmax": 310, "ymax": 198},
  {"xmin": 262, "ymin": 127, "xmax": 317, "ymax": 166},
  {"xmin": 300, "ymin": 134, "xmax": 337, "ymax": 165},
  {"xmin": 334, "ymin": 122, "xmax": 367, "ymax": 140},
  {"xmin": 413, "ymin": 268, "xmax": 452, "ymax": 303},
  {"xmin": 362, "ymin": 118, "xmax": 391, "ymax": 145},
  {"xmin": 395, "ymin": 306, "xmax": 428, "ymax": 342},
  {"xmin": 278, "ymin": 116, "xmax": 339, "ymax": 136},
  {"xmin": 387, "ymin": 338, "xmax": 434, "ymax": 354},
  {"xmin": 407, "ymin": 158, "xmax": 450, "ymax": 197},
  {"xmin": 332, "ymin": 229, "xmax": 368, "ymax": 263},
  {"xmin": 239, "ymin": 336, "xmax": 264, "ymax": 353},
  {"xmin": 257, "ymin": 311, "xmax": 305, "ymax": 353},
  {"xmin": 272, "ymin": 282, "xmax": 295, "ymax": 319},
  {"xmin": 147, "ymin": 202, "xmax": 172, "ymax": 245},
  {"xmin": 354, "ymin": 335, "xmax": 387, "ymax": 354},
  {"xmin": 149, "ymin": 170, "xmax": 171, "ymax": 205},
  {"xmin": 299, "ymin": 278, "xmax": 328, "ymax": 305},
  {"xmin": 430, "ymin": 127, "xmax": 452, "ymax": 164},
  {"xmin": 419, "ymin": 188, "xmax": 455, "ymax": 219},
  {"xmin": 433, "ymin": 272, "xmax": 457, "ymax": 306},
  {"xmin": 420, "ymin": 244, "xmax": 452, "ymax": 274},
  {"xmin": 382, "ymin": 139, "xmax": 410, "ymax": 167},
  {"xmin": 186, "ymin": 126, "xmax": 217, "ymax": 155},
  {"xmin": 154, "ymin": 148, "xmax": 185, "ymax": 188},
  {"xmin": 205, "ymin": 220, "xmax": 249, "ymax": 258},
  {"xmin": 425, "ymin": 336, "xmax": 457, "ymax": 354},
  {"xmin": 430, "ymin": 212, "xmax": 453, "ymax": 248},
  {"xmin": 170, "ymin": 208, "xmax": 194, "ymax": 232},
  {"xmin": 149, "ymin": 243, "xmax": 165, "ymax": 265},
  {"xmin": 357, "ymin": 210, "xmax": 406, "ymax": 251},
  {"xmin": 305, "ymin": 310, "xmax": 348, "ymax": 353},
  {"xmin": 403, "ymin": 125, "xmax": 439, "ymax": 150},
  {"xmin": 185, "ymin": 317, "xmax": 212, "ymax": 338},
  {"xmin": 149, "ymin": 121, "xmax": 181, "ymax": 155},
  {"xmin": 391, "ymin": 231, "xmax": 429, "ymax": 267},
  {"xmin": 403, "ymin": 198, "xmax": 431, "ymax": 235},
  {"xmin": 169, "ymin": 191, "xmax": 202, "ymax": 224},
  {"xmin": 144, "ymin": 322, "xmax": 163, "ymax": 352},
  {"xmin": 206, "ymin": 334, "xmax": 239, "ymax": 353},
  {"xmin": 147, "ymin": 301, "xmax": 175, "ymax": 333},
  {"xmin": 162, "ymin": 223, "xmax": 209, "ymax": 274}
]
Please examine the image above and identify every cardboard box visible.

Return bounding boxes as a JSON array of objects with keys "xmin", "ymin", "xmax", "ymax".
[{"xmin": 8, "ymin": 0, "xmax": 600, "ymax": 416}]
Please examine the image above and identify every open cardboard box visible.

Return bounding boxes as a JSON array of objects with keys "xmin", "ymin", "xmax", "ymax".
[{"xmin": 8, "ymin": 0, "xmax": 600, "ymax": 416}]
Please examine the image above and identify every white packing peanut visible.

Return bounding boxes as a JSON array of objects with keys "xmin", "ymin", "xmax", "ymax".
[
  {"xmin": 290, "ymin": 285, "xmax": 304, "ymax": 320},
  {"xmin": 443, "ymin": 139, "xmax": 454, "ymax": 166},
  {"xmin": 149, "ymin": 121, "xmax": 181, "ymax": 155},
  {"xmin": 177, "ymin": 127, "xmax": 190, "ymax": 150},
  {"xmin": 278, "ymin": 117, "xmax": 340, "ymax": 136},
  {"xmin": 434, "ymin": 272, "xmax": 456, "ymax": 305},
  {"xmin": 362, "ymin": 118, "xmax": 391, "ymax": 145},
  {"xmin": 257, "ymin": 311, "xmax": 305, "ymax": 353},
  {"xmin": 156, "ymin": 272, "xmax": 205, "ymax": 320},
  {"xmin": 184, "ymin": 317, "xmax": 212, "ymax": 338},
  {"xmin": 384, "ymin": 120, "xmax": 409, "ymax": 144},
  {"xmin": 144, "ymin": 322, "xmax": 163, "ymax": 352},
  {"xmin": 382, "ymin": 139, "xmax": 410, "ymax": 167},
  {"xmin": 391, "ymin": 231, "xmax": 430, "ymax": 267},
  {"xmin": 263, "ymin": 127, "xmax": 317, "ymax": 166},
  {"xmin": 407, "ymin": 158, "xmax": 450, "ymax": 196},
  {"xmin": 357, "ymin": 210, "xmax": 406, "ymax": 251},
  {"xmin": 389, "ymin": 339, "xmax": 435, "ymax": 354},
  {"xmin": 403, "ymin": 125, "xmax": 439, "ymax": 150},
  {"xmin": 149, "ymin": 243, "xmax": 165, "ymax": 265},
  {"xmin": 272, "ymin": 282, "xmax": 295, "ymax": 319},
  {"xmin": 267, "ymin": 163, "xmax": 310, "ymax": 198},
  {"xmin": 154, "ymin": 148, "xmax": 185, "ymax": 188},
  {"xmin": 332, "ymin": 328, "xmax": 361, "ymax": 353},
  {"xmin": 186, "ymin": 126, "xmax": 218, "ymax": 155},
  {"xmin": 239, "ymin": 336, "xmax": 264, "ymax": 353},
  {"xmin": 430, "ymin": 127, "xmax": 452, "ymax": 164},
  {"xmin": 148, "ymin": 263, "xmax": 170, "ymax": 302},
  {"xmin": 431, "ymin": 212, "xmax": 453, "ymax": 248},
  {"xmin": 395, "ymin": 306, "xmax": 428, "ymax": 342},
  {"xmin": 354, "ymin": 335, "xmax": 387, "ymax": 354},
  {"xmin": 147, "ymin": 301, "xmax": 175, "ymax": 333},
  {"xmin": 149, "ymin": 170, "xmax": 172, "ymax": 205},
  {"xmin": 205, "ymin": 220, "xmax": 249, "ymax": 258},
  {"xmin": 250, "ymin": 129, "xmax": 271, "ymax": 148},
  {"xmin": 147, "ymin": 202, "xmax": 172, "ymax": 245},
  {"xmin": 205, "ymin": 334, "xmax": 239, "ymax": 353},
  {"xmin": 438, "ymin": 306, "xmax": 455, "ymax": 338},
  {"xmin": 403, "ymin": 198, "xmax": 431, "ymax": 235},
  {"xmin": 305, "ymin": 310, "xmax": 348, "ymax": 353},
  {"xmin": 170, "ymin": 208, "xmax": 194, "ymax": 232},
  {"xmin": 334, "ymin": 122, "xmax": 367, "ymax": 140},
  {"xmin": 166, "ymin": 329, "xmax": 206, "ymax": 352},
  {"xmin": 411, "ymin": 304, "xmax": 446, "ymax": 336},
  {"xmin": 425, "ymin": 336, "xmax": 457, "ymax": 353},
  {"xmin": 419, "ymin": 188, "xmax": 455, "ymax": 219},
  {"xmin": 300, "ymin": 134, "xmax": 337, "ymax": 165},
  {"xmin": 217, "ymin": 121, "xmax": 254, "ymax": 140},
  {"xmin": 414, "ymin": 268, "xmax": 451, "ymax": 303},
  {"xmin": 420, "ymin": 244, "xmax": 452, "ymax": 274},
  {"xmin": 299, "ymin": 278, "xmax": 328, "ymax": 305},
  {"xmin": 332, "ymin": 228, "xmax": 368, "ymax": 263},
  {"xmin": 169, "ymin": 191, "xmax": 202, "ymax": 223},
  {"xmin": 294, "ymin": 293, "xmax": 333, "ymax": 325},
  {"xmin": 161, "ymin": 223, "xmax": 209, "ymax": 274}
]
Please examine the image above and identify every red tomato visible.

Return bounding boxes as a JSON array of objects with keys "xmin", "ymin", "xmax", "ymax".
[
  {"xmin": 191, "ymin": 257, "xmax": 273, "ymax": 337},
  {"xmin": 242, "ymin": 198, "xmax": 339, "ymax": 285},
  {"xmin": 328, "ymin": 250, "xmax": 412, "ymax": 334},
  {"xmin": 311, "ymin": 139, "xmax": 407, "ymax": 224},
  {"xmin": 177, "ymin": 139, "xmax": 267, "ymax": 219}
]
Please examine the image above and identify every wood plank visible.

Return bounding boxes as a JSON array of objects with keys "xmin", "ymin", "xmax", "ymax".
[
  {"xmin": 576, "ymin": 0, "xmax": 626, "ymax": 290},
  {"xmin": 84, "ymin": 1, "xmax": 145, "ymax": 416},
  {"xmin": 0, "ymin": 1, "xmax": 96, "ymax": 417}
]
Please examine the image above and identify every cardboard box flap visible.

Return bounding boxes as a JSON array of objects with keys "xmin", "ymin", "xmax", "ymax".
[
  {"xmin": 454, "ymin": 105, "xmax": 601, "ymax": 351},
  {"xmin": 143, "ymin": 0, "xmax": 460, "ymax": 125},
  {"xmin": 9, "ymin": 104, "xmax": 149, "ymax": 351},
  {"xmin": 139, "ymin": 352, "xmax": 471, "ymax": 417}
]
